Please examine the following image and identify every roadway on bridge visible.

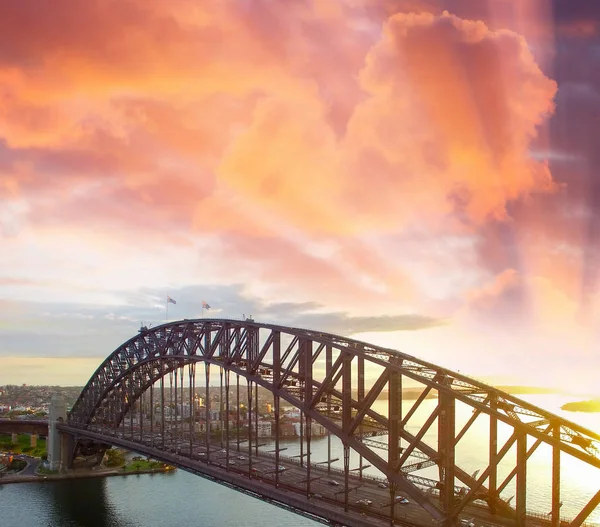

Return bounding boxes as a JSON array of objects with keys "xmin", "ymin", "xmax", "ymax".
[{"xmin": 125, "ymin": 430, "xmax": 516, "ymax": 527}]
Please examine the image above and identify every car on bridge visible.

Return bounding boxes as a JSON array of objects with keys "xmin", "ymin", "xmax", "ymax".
[
  {"xmin": 327, "ymin": 479, "xmax": 340, "ymax": 486},
  {"xmin": 356, "ymin": 499, "xmax": 372, "ymax": 507},
  {"xmin": 395, "ymin": 496, "xmax": 409, "ymax": 504}
]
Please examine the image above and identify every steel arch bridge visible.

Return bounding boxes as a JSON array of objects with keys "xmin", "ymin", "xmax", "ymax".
[{"xmin": 62, "ymin": 319, "xmax": 600, "ymax": 527}]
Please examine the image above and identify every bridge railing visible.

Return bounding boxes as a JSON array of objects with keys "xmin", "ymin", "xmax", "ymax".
[{"xmin": 524, "ymin": 509, "xmax": 597, "ymax": 527}]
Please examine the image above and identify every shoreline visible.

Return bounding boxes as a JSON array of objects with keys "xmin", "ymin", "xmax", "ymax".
[
  {"xmin": 561, "ymin": 399, "xmax": 600, "ymax": 413},
  {"xmin": 0, "ymin": 466, "xmax": 173, "ymax": 485}
]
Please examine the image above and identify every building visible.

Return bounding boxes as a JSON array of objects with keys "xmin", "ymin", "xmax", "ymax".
[{"xmin": 257, "ymin": 420, "xmax": 272, "ymax": 437}]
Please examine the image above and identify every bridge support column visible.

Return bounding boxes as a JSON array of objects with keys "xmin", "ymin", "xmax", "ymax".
[
  {"xmin": 48, "ymin": 394, "xmax": 67, "ymax": 471},
  {"xmin": 439, "ymin": 389, "xmax": 455, "ymax": 526},
  {"xmin": 304, "ymin": 339, "xmax": 313, "ymax": 496},
  {"xmin": 273, "ymin": 331, "xmax": 281, "ymax": 488},
  {"xmin": 388, "ymin": 361, "xmax": 402, "ymax": 463},
  {"xmin": 357, "ymin": 356, "xmax": 364, "ymax": 481},
  {"xmin": 60, "ymin": 432, "xmax": 75, "ymax": 470},
  {"xmin": 11, "ymin": 432, "xmax": 17, "ymax": 444},
  {"xmin": 516, "ymin": 430, "xmax": 527, "ymax": 527},
  {"xmin": 489, "ymin": 393, "xmax": 498, "ymax": 513},
  {"xmin": 342, "ymin": 351, "xmax": 352, "ymax": 513},
  {"xmin": 389, "ymin": 362, "xmax": 402, "ymax": 526},
  {"xmin": 326, "ymin": 345, "xmax": 332, "ymax": 474},
  {"xmin": 30, "ymin": 433, "xmax": 37, "ymax": 448}
]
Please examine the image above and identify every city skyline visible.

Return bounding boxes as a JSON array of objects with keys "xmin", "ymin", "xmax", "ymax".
[{"xmin": 1, "ymin": 1, "xmax": 600, "ymax": 394}]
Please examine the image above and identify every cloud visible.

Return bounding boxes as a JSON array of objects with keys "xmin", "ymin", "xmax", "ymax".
[
  {"xmin": 1, "ymin": 0, "xmax": 599, "ymax": 390},
  {"xmin": 289, "ymin": 312, "xmax": 448, "ymax": 334},
  {"xmin": 0, "ymin": 284, "xmax": 444, "ymax": 388},
  {"xmin": 0, "ymin": 4, "xmax": 558, "ymax": 238},
  {"xmin": 343, "ymin": 11, "xmax": 556, "ymax": 226}
]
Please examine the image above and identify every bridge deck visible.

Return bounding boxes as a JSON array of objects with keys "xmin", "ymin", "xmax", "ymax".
[{"xmin": 60, "ymin": 424, "xmax": 555, "ymax": 527}]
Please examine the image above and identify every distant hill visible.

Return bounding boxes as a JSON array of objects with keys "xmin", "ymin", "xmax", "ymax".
[
  {"xmin": 495, "ymin": 386, "xmax": 557, "ymax": 395},
  {"xmin": 561, "ymin": 400, "xmax": 600, "ymax": 413}
]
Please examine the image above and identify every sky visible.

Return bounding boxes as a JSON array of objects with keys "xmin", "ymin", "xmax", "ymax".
[{"xmin": 0, "ymin": 0, "xmax": 599, "ymax": 393}]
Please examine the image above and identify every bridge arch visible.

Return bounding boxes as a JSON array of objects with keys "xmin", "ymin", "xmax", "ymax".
[{"xmin": 68, "ymin": 319, "xmax": 600, "ymax": 527}]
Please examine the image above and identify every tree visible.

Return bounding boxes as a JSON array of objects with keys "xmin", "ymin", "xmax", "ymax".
[{"xmin": 105, "ymin": 448, "xmax": 125, "ymax": 467}]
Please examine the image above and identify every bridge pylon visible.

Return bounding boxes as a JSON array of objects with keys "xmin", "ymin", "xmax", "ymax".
[{"xmin": 48, "ymin": 394, "xmax": 67, "ymax": 471}]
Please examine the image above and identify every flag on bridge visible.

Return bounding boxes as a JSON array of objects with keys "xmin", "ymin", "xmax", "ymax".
[
  {"xmin": 202, "ymin": 301, "xmax": 210, "ymax": 310},
  {"xmin": 167, "ymin": 296, "xmax": 177, "ymax": 305}
]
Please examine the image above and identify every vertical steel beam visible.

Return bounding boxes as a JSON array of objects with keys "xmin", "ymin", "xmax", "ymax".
[
  {"xmin": 439, "ymin": 389, "xmax": 455, "ymax": 524},
  {"xmin": 169, "ymin": 367, "xmax": 174, "ymax": 441},
  {"xmin": 273, "ymin": 331, "xmax": 281, "ymax": 487},
  {"xmin": 389, "ymin": 362, "xmax": 402, "ymax": 525},
  {"xmin": 236, "ymin": 374, "xmax": 240, "ymax": 452},
  {"xmin": 305, "ymin": 339, "xmax": 313, "ymax": 496},
  {"xmin": 220, "ymin": 367, "xmax": 224, "ymax": 448},
  {"xmin": 220, "ymin": 323, "xmax": 230, "ymax": 361},
  {"xmin": 232, "ymin": 326, "xmax": 240, "ymax": 362},
  {"xmin": 174, "ymin": 363, "xmax": 178, "ymax": 450},
  {"xmin": 342, "ymin": 351, "xmax": 352, "ymax": 512},
  {"xmin": 129, "ymin": 377, "xmax": 134, "ymax": 439},
  {"xmin": 205, "ymin": 363, "xmax": 211, "ymax": 462},
  {"xmin": 179, "ymin": 365, "xmax": 184, "ymax": 452},
  {"xmin": 299, "ymin": 339, "xmax": 305, "ymax": 468},
  {"xmin": 150, "ymin": 377, "xmax": 154, "ymax": 448},
  {"xmin": 551, "ymin": 421, "xmax": 561, "ymax": 527},
  {"xmin": 254, "ymin": 379, "xmax": 259, "ymax": 456},
  {"xmin": 247, "ymin": 380, "xmax": 253, "ymax": 475},
  {"xmin": 189, "ymin": 363, "xmax": 195, "ymax": 457},
  {"xmin": 489, "ymin": 392, "xmax": 498, "ymax": 512},
  {"xmin": 343, "ymin": 443, "xmax": 350, "ymax": 512},
  {"xmin": 326, "ymin": 345, "xmax": 332, "ymax": 473},
  {"xmin": 139, "ymin": 390, "xmax": 144, "ymax": 443},
  {"xmin": 342, "ymin": 351, "xmax": 352, "ymax": 431},
  {"xmin": 388, "ymin": 363, "xmax": 402, "ymax": 465},
  {"xmin": 357, "ymin": 356, "xmax": 364, "ymax": 480},
  {"xmin": 516, "ymin": 430, "xmax": 527, "ymax": 527},
  {"xmin": 248, "ymin": 325, "xmax": 259, "ymax": 365},
  {"xmin": 225, "ymin": 368, "xmax": 230, "ymax": 468},
  {"xmin": 300, "ymin": 398, "xmax": 304, "ymax": 467},
  {"xmin": 161, "ymin": 372, "xmax": 165, "ymax": 451}
]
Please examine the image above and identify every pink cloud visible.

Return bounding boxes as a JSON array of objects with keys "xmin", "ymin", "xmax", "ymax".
[{"xmin": 2, "ymin": 0, "xmax": 599, "ymax": 386}]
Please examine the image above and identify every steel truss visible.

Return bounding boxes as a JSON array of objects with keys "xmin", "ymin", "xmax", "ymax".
[{"xmin": 68, "ymin": 319, "xmax": 600, "ymax": 526}]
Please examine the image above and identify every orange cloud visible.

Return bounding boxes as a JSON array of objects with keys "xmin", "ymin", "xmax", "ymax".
[
  {"xmin": 206, "ymin": 10, "xmax": 557, "ymax": 240},
  {"xmin": 2, "ymin": 1, "xmax": 600, "ymax": 396},
  {"xmin": 1, "ymin": 0, "xmax": 583, "ymax": 331},
  {"xmin": 343, "ymin": 11, "xmax": 557, "ymax": 227},
  {"xmin": 215, "ymin": 233, "xmax": 418, "ymax": 312},
  {"xmin": 0, "ymin": 3, "xmax": 558, "ymax": 237}
]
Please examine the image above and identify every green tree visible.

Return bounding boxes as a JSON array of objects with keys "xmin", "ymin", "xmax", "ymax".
[{"xmin": 105, "ymin": 448, "xmax": 125, "ymax": 467}]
